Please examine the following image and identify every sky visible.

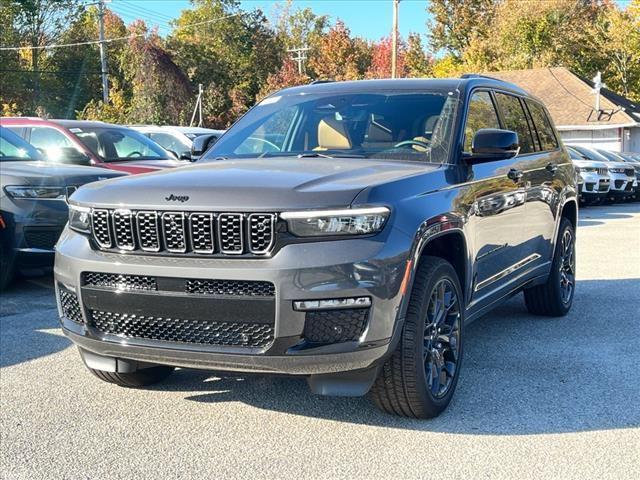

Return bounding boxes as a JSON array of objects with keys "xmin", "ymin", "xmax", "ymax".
[{"xmin": 107, "ymin": 0, "xmax": 432, "ymax": 40}]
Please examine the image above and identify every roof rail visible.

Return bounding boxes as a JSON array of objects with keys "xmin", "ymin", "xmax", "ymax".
[
  {"xmin": 310, "ymin": 79, "xmax": 334, "ymax": 85},
  {"xmin": 460, "ymin": 73, "xmax": 502, "ymax": 81}
]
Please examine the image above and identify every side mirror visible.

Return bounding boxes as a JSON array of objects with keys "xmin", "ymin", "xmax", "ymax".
[
  {"xmin": 55, "ymin": 147, "xmax": 92, "ymax": 166},
  {"xmin": 179, "ymin": 151, "xmax": 192, "ymax": 161},
  {"xmin": 190, "ymin": 134, "xmax": 219, "ymax": 159},
  {"xmin": 467, "ymin": 129, "xmax": 519, "ymax": 164}
]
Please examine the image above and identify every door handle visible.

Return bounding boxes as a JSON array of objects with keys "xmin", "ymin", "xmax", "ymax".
[
  {"xmin": 546, "ymin": 162, "xmax": 558, "ymax": 174},
  {"xmin": 507, "ymin": 168, "xmax": 523, "ymax": 182}
]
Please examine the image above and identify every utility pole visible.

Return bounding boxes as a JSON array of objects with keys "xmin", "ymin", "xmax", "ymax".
[
  {"xmin": 592, "ymin": 71, "xmax": 603, "ymax": 113},
  {"xmin": 98, "ymin": 0, "xmax": 109, "ymax": 103},
  {"xmin": 288, "ymin": 47, "xmax": 310, "ymax": 75},
  {"xmin": 190, "ymin": 84, "xmax": 204, "ymax": 127},
  {"xmin": 391, "ymin": 0, "xmax": 400, "ymax": 79}
]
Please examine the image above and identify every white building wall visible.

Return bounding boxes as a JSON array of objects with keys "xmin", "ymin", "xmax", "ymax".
[
  {"xmin": 622, "ymin": 127, "xmax": 640, "ymax": 153},
  {"xmin": 560, "ymin": 128, "xmax": 622, "ymax": 151}
]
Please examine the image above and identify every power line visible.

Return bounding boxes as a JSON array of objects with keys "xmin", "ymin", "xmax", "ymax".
[
  {"xmin": 111, "ymin": 0, "xmax": 176, "ymax": 22},
  {"xmin": 0, "ymin": 12, "xmax": 242, "ymax": 51}
]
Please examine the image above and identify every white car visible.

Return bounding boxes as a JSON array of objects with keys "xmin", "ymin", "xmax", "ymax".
[
  {"xmin": 595, "ymin": 149, "xmax": 638, "ymax": 201},
  {"xmin": 568, "ymin": 146, "xmax": 635, "ymax": 201},
  {"xmin": 129, "ymin": 126, "xmax": 226, "ymax": 160},
  {"xmin": 567, "ymin": 146, "xmax": 610, "ymax": 204}
]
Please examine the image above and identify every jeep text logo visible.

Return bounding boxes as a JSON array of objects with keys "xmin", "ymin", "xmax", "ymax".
[{"xmin": 165, "ymin": 194, "xmax": 189, "ymax": 203}]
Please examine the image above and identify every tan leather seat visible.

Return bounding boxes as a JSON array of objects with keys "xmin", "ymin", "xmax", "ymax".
[{"xmin": 314, "ymin": 116, "xmax": 352, "ymax": 151}]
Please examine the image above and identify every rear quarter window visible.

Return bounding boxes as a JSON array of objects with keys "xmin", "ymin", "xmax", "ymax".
[{"xmin": 525, "ymin": 100, "xmax": 559, "ymax": 151}]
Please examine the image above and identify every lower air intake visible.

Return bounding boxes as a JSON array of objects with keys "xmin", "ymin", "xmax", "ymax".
[
  {"xmin": 303, "ymin": 308, "xmax": 369, "ymax": 344},
  {"xmin": 59, "ymin": 286, "xmax": 83, "ymax": 323},
  {"xmin": 90, "ymin": 311, "xmax": 274, "ymax": 348}
]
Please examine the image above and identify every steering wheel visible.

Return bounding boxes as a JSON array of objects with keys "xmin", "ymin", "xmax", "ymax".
[
  {"xmin": 248, "ymin": 137, "xmax": 280, "ymax": 151},
  {"xmin": 393, "ymin": 139, "xmax": 429, "ymax": 150},
  {"xmin": 127, "ymin": 151, "xmax": 143, "ymax": 157}
]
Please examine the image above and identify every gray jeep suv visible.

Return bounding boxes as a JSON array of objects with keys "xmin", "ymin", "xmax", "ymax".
[{"xmin": 55, "ymin": 77, "xmax": 577, "ymax": 418}]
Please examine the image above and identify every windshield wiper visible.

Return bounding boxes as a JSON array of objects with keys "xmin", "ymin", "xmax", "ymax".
[
  {"xmin": 298, "ymin": 152, "xmax": 333, "ymax": 158},
  {"xmin": 298, "ymin": 152, "xmax": 367, "ymax": 159}
]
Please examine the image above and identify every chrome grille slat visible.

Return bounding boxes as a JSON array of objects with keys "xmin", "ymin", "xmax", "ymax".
[
  {"xmin": 112, "ymin": 209, "xmax": 135, "ymax": 250},
  {"xmin": 189, "ymin": 213, "xmax": 214, "ymax": 253},
  {"xmin": 248, "ymin": 213, "xmax": 276, "ymax": 254},
  {"xmin": 162, "ymin": 212, "xmax": 187, "ymax": 253},
  {"xmin": 218, "ymin": 213, "xmax": 244, "ymax": 254},
  {"xmin": 91, "ymin": 209, "xmax": 112, "ymax": 248},
  {"xmin": 136, "ymin": 211, "xmax": 160, "ymax": 252},
  {"xmin": 89, "ymin": 209, "xmax": 274, "ymax": 256}
]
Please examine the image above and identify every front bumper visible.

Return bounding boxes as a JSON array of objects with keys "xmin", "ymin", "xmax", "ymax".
[
  {"xmin": 54, "ymin": 226, "xmax": 412, "ymax": 377},
  {"xmin": 579, "ymin": 172, "xmax": 610, "ymax": 199},
  {"xmin": 608, "ymin": 172, "xmax": 635, "ymax": 196}
]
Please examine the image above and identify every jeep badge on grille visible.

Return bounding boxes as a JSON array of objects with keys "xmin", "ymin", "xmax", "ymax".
[{"xmin": 165, "ymin": 194, "xmax": 189, "ymax": 202}]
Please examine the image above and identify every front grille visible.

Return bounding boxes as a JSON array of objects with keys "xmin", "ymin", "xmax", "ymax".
[
  {"xmin": 303, "ymin": 308, "xmax": 369, "ymax": 344},
  {"xmin": 185, "ymin": 279, "xmax": 275, "ymax": 297},
  {"xmin": 59, "ymin": 287, "xmax": 83, "ymax": 323},
  {"xmin": 84, "ymin": 272, "xmax": 158, "ymax": 291},
  {"xmin": 89, "ymin": 208, "xmax": 275, "ymax": 256},
  {"xmin": 598, "ymin": 167, "xmax": 608, "ymax": 175},
  {"xmin": 23, "ymin": 226, "xmax": 63, "ymax": 249},
  {"xmin": 90, "ymin": 311, "xmax": 274, "ymax": 348}
]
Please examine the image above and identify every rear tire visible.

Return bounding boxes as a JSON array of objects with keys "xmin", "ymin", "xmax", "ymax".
[
  {"xmin": 87, "ymin": 365, "xmax": 174, "ymax": 387},
  {"xmin": 371, "ymin": 256, "xmax": 464, "ymax": 419},
  {"xmin": 524, "ymin": 217, "xmax": 576, "ymax": 316}
]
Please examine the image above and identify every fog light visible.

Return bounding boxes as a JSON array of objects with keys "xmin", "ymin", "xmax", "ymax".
[{"xmin": 293, "ymin": 297, "xmax": 371, "ymax": 311}]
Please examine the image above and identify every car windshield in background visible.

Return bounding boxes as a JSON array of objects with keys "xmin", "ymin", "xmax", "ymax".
[
  {"xmin": 203, "ymin": 90, "xmax": 459, "ymax": 164},
  {"xmin": 71, "ymin": 127, "xmax": 170, "ymax": 162},
  {"xmin": 0, "ymin": 128, "xmax": 42, "ymax": 161}
]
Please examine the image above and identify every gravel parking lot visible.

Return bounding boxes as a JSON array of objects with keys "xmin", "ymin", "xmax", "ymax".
[{"xmin": 1, "ymin": 202, "xmax": 639, "ymax": 480}]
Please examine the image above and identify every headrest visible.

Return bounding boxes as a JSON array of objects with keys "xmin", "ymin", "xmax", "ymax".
[
  {"xmin": 365, "ymin": 115, "xmax": 393, "ymax": 143},
  {"xmin": 316, "ymin": 116, "xmax": 352, "ymax": 151}
]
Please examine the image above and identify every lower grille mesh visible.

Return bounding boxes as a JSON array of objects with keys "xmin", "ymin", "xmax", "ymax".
[
  {"xmin": 84, "ymin": 272, "xmax": 158, "ymax": 291},
  {"xmin": 185, "ymin": 279, "xmax": 275, "ymax": 297},
  {"xmin": 90, "ymin": 311, "xmax": 274, "ymax": 348},
  {"xmin": 303, "ymin": 308, "xmax": 369, "ymax": 344},
  {"xmin": 59, "ymin": 287, "xmax": 83, "ymax": 323}
]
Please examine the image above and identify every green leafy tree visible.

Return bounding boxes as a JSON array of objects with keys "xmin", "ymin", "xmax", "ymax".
[
  {"xmin": 0, "ymin": 1, "xmax": 27, "ymax": 112},
  {"xmin": 427, "ymin": 0, "xmax": 496, "ymax": 58},
  {"xmin": 404, "ymin": 33, "xmax": 432, "ymax": 78}
]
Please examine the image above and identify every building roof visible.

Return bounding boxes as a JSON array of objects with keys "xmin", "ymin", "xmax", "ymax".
[{"xmin": 489, "ymin": 67, "xmax": 638, "ymax": 130}]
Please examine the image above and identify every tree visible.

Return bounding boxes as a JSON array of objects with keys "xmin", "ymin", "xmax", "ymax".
[
  {"xmin": 167, "ymin": 0, "xmax": 282, "ymax": 127},
  {"xmin": 427, "ymin": 0, "xmax": 496, "ymax": 58},
  {"xmin": 404, "ymin": 33, "xmax": 432, "ymax": 78},
  {"xmin": 366, "ymin": 36, "xmax": 406, "ymax": 79},
  {"xmin": 257, "ymin": 58, "xmax": 310, "ymax": 100},
  {"xmin": 10, "ymin": 0, "xmax": 85, "ymax": 105},
  {"xmin": 0, "ymin": 1, "xmax": 27, "ymax": 112},
  {"xmin": 308, "ymin": 20, "xmax": 371, "ymax": 81}
]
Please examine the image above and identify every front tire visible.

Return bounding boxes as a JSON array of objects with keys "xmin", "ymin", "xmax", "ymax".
[
  {"xmin": 371, "ymin": 256, "xmax": 464, "ymax": 419},
  {"xmin": 524, "ymin": 217, "xmax": 576, "ymax": 316},
  {"xmin": 87, "ymin": 365, "xmax": 174, "ymax": 387}
]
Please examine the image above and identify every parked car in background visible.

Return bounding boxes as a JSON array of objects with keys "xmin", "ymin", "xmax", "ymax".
[
  {"xmin": 0, "ymin": 126, "xmax": 125, "ymax": 290},
  {"xmin": 56, "ymin": 77, "xmax": 578, "ymax": 419},
  {"xmin": 566, "ymin": 146, "xmax": 610, "ymax": 205},
  {"xmin": 594, "ymin": 149, "xmax": 638, "ymax": 200},
  {"xmin": 567, "ymin": 145, "xmax": 635, "ymax": 201},
  {"xmin": 616, "ymin": 152, "xmax": 640, "ymax": 200},
  {"xmin": 1, "ymin": 118, "xmax": 187, "ymax": 174},
  {"xmin": 130, "ymin": 125, "xmax": 226, "ymax": 161}
]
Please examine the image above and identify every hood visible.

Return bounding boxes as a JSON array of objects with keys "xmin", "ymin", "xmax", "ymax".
[
  {"xmin": 0, "ymin": 161, "xmax": 126, "ymax": 187},
  {"xmin": 571, "ymin": 159, "xmax": 608, "ymax": 169},
  {"xmin": 103, "ymin": 159, "xmax": 188, "ymax": 174},
  {"xmin": 71, "ymin": 157, "xmax": 434, "ymax": 210}
]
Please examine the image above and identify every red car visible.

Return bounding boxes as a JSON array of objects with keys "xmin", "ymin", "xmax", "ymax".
[{"xmin": 0, "ymin": 118, "xmax": 188, "ymax": 174}]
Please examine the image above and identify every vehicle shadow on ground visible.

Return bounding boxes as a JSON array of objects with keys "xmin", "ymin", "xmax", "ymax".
[
  {"xmin": 578, "ymin": 201, "xmax": 639, "ymax": 227},
  {"xmin": 159, "ymin": 278, "xmax": 640, "ymax": 435},
  {"xmin": 0, "ymin": 273, "xmax": 69, "ymax": 368}
]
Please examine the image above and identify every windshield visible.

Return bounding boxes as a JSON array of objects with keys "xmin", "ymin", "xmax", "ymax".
[
  {"xmin": 596, "ymin": 149, "xmax": 625, "ymax": 162},
  {"xmin": 202, "ymin": 90, "xmax": 459, "ymax": 164},
  {"xmin": 570, "ymin": 145, "xmax": 609, "ymax": 162},
  {"xmin": 0, "ymin": 128, "xmax": 43, "ymax": 161},
  {"xmin": 71, "ymin": 127, "xmax": 170, "ymax": 162}
]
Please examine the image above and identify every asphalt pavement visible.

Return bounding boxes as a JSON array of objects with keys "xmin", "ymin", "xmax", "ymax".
[{"xmin": 1, "ymin": 202, "xmax": 639, "ymax": 479}]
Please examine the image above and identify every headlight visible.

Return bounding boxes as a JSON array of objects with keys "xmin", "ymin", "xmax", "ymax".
[
  {"xmin": 68, "ymin": 205, "xmax": 91, "ymax": 233},
  {"xmin": 281, "ymin": 207, "xmax": 390, "ymax": 237},
  {"xmin": 4, "ymin": 186, "xmax": 66, "ymax": 199},
  {"xmin": 609, "ymin": 168, "xmax": 625, "ymax": 173}
]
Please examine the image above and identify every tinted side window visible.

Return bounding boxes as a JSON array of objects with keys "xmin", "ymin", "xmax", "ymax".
[
  {"xmin": 526, "ymin": 100, "xmax": 559, "ymax": 151},
  {"xmin": 29, "ymin": 127, "xmax": 73, "ymax": 150},
  {"xmin": 494, "ymin": 93, "xmax": 535, "ymax": 154},
  {"xmin": 463, "ymin": 91, "xmax": 500, "ymax": 152}
]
